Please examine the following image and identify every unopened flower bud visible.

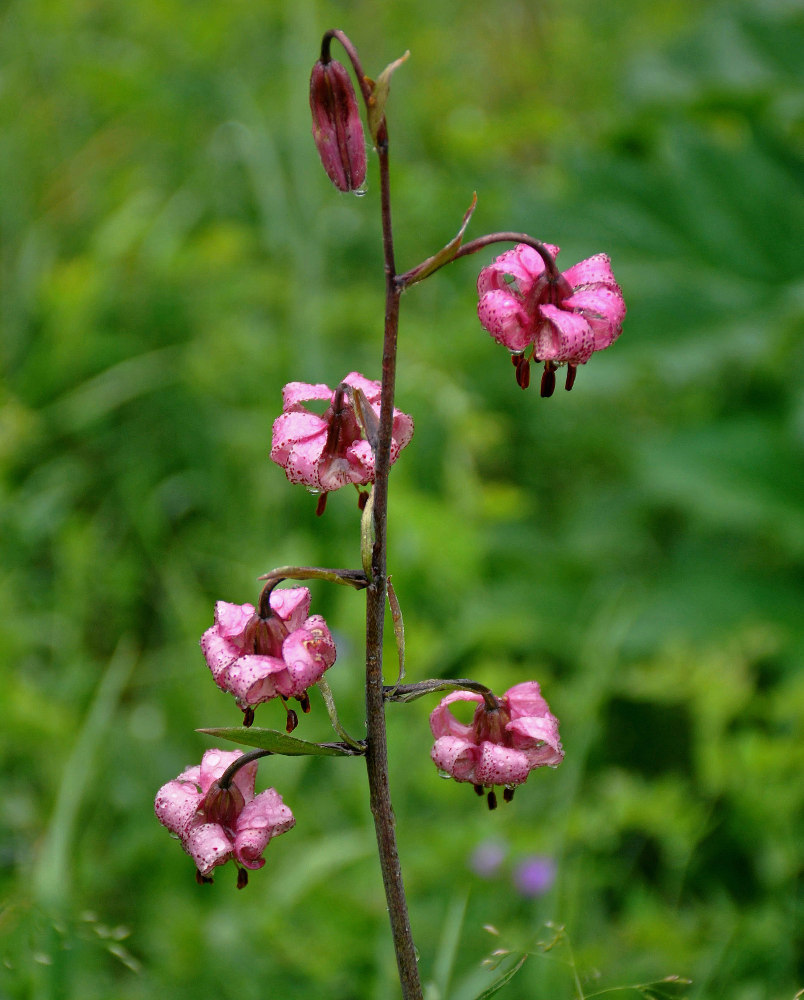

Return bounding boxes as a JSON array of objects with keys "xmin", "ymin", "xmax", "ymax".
[{"xmin": 310, "ymin": 58, "xmax": 367, "ymax": 192}]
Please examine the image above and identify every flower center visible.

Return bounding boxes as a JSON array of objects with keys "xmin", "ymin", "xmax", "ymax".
[
  {"xmin": 242, "ymin": 612, "xmax": 289, "ymax": 658},
  {"xmin": 473, "ymin": 700, "xmax": 512, "ymax": 747}
]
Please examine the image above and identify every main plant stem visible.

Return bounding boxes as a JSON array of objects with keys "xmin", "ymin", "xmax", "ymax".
[
  {"xmin": 322, "ymin": 29, "xmax": 422, "ymax": 995},
  {"xmin": 364, "ymin": 100, "xmax": 423, "ymax": 1000}
]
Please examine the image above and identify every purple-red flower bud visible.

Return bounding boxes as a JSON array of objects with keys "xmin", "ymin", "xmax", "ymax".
[{"xmin": 310, "ymin": 58, "xmax": 367, "ymax": 192}]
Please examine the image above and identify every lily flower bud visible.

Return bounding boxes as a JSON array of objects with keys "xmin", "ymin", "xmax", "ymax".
[{"xmin": 310, "ymin": 58, "xmax": 367, "ymax": 192}]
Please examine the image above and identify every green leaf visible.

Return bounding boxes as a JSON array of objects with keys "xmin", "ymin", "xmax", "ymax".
[
  {"xmin": 367, "ymin": 50, "xmax": 410, "ymax": 143},
  {"xmin": 472, "ymin": 954, "xmax": 528, "ymax": 1000},
  {"xmin": 197, "ymin": 727, "xmax": 363, "ymax": 756},
  {"xmin": 400, "ymin": 193, "xmax": 477, "ymax": 286}
]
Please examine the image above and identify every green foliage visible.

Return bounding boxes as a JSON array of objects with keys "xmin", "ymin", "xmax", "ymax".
[{"xmin": 2, "ymin": 1, "xmax": 802, "ymax": 998}]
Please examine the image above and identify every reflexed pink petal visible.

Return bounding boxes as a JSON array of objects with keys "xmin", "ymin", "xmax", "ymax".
[
  {"xmin": 561, "ymin": 252, "xmax": 617, "ymax": 290},
  {"xmin": 523, "ymin": 741, "xmax": 565, "ymax": 768},
  {"xmin": 506, "ymin": 715, "xmax": 561, "ymax": 751},
  {"xmin": 478, "ymin": 291, "xmax": 533, "ymax": 352},
  {"xmin": 269, "ymin": 587, "xmax": 311, "ymax": 630},
  {"xmin": 281, "ymin": 381, "xmax": 333, "ymax": 410},
  {"xmin": 300, "ymin": 614, "xmax": 337, "ymax": 664},
  {"xmin": 431, "ymin": 735, "xmax": 479, "ymax": 782},
  {"xmin": 154, "ymin": 776, "xmax": 201, "ymax": 835},
  {"xmin": 199, "ymin": 749, "xmax": 250, "ymax": 795},
  {"xmin": 429, "ymin": 690, "xmax": 483, "ymax": 740},
  {"xmin": 391, "ymin": 411, "xmax": 415, "ymax": 451},
  {"xmin": 278, "ymin": 630, "xmax": 330, "ymax": 696},
  {"xmin": 234, "ymin": 789, "xmax": 296, "ymax": 869},
  {"xmin": 184, "ymin": 821, "xmax": 233, "ymax": 875},
  {"xmin": 563, "ymin": 287, "xmax": 626, "ymax": 350},
  {"xmin": 505, "ymin": 681, "xmax": 552, "ymax": 719},
  {"xmin": 214, "ymin": 601, "xmax": 254, "ymax": 639},
  {"xmin": 536, "ymin": 305, "xmax": 595, "ymax": 364},
  {"xmin": 224, "ymin": 652, "xmax": 288, "ymax": 703},
  {"xmin": 474, "ymin": 743, "xmax": 532, "ymax": 786},
  {"xmin": 200, "ymin": 628, "xmax": 238, "ymax": 682},
  {"xmin": 343, "ymin": 371, "xmax": 382, "ymax": 402}
]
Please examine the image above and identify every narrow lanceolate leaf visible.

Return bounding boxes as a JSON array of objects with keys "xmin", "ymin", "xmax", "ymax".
[
  {"xmin": 197, "ymin": 727, "xmax": 363, "ymax": 756},
  {"xmin": 367, "ymin": 50, "xmax": 410, "ymax": 143},
  {"xmin": 472, "ymin": 954, "xmax": 529, "ymax": 1000},
  {"xmin": 386, "ymin": 577, "xmax": 406, "ymax": 689},
  {"xmin": 401, "ymin": 192, "xmax": 478, "ymax": 287},
  {"xmin": 360, "ymin": 486, "xmax": 375, "ymax": 580}
]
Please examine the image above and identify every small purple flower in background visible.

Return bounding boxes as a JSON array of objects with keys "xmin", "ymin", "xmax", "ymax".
[
  {"xmin": 270, "ymin": 372, "xmax": 414, "ymax": 513},
  {"xmin": 154, "ymin": 749, "xmax": 295, "ymax": 883},
  {"xmin": 512, "ymin": 855, "xmax": 556, "ymax": 897},
  {"xmin": 468, "ymin": 838, "xmax": 508, "ymax": 879},
  {"xmin": 430, "ymin": 681, "xmax": 564, "ymax": 808},
  {"xmin": 477, "ymin": 243, "xmax": 625, "ymax": 394},
  {"xmin": 201, "ymin": 588, "xmax": 336, "ymax": 719}
]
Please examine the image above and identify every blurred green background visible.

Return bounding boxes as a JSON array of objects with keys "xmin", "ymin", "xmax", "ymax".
[{"xmin": 2, "ymin": 0, "xmax": 802, "ymax": 997}]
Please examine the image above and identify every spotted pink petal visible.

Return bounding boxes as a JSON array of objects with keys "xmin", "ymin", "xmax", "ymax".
[
  {"xmin": 154, "ymin": 774, "xmax": 202, "ymax": 835},
  {"xmin": 431, "ymin": 734, "xmax": 479, "ymax": 783},
  {"xmin": 199, "ymin": 749, "xmax": 254, "ymax": 796},
  {"xmin": 185, "ymin": 821, "xmax": 234, "ymax": 875},
  {"xmin": 214, "ymin": 602, "xmax": 255, "ymax": 639},
  {"xmin": 478, "ymin": 290, "xmax": 533, "ymax": 352},
  {"xmin": 474, "ymin": 743, "xmax": 533, "ymax": 787},
  {"xmin": 234, "ymin": 789, "xmax": 296, "ymax": 869},
  {"xmin": 560, "ymin": 252, "xmax": 618, "ymax": 290},
  {"xmin": 536, "ymin": 305, "xmax": 595, "ymax": 364},
  {"xmin": 281, "ymin": 381, "xmax": 333, "ymax": 410},
  {"xmin": 269, "ymin": 587, "xmax": 311, "ymax": 631},
  {"xmin": 223, "ymin": 652, "xmax": 289, "ymax": 703},
  {"xmin": 429, "ymin": 690, "xmax": 483, "ymax": 740},
  {"xmin": 505, "ymin": 681, "xmax": 552, "ymax": 720}
]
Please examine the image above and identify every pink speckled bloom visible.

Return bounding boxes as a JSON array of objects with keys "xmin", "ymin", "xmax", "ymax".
[
  {"xmin": 154, "ymin": 748, "xmax": 295, "ymax": 878},
  {"xmin": 477, "ymin": 244, "xmax": 625, "ymax": 393},
  {"xmin": 430, "ymin": 681, "xmax": 563, "ymax": 795},
  {"xmin": 201, "ymin": 588, "xmax": 336, "ymax": 710},
  {"xmin": 270, "ymin": 372, "xmax": 413, "ymax": 499}
]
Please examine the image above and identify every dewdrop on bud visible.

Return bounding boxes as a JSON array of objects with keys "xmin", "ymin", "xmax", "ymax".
[{"xmin": 310, "ymin": 58, "xmax": 367, "ymax": 192}]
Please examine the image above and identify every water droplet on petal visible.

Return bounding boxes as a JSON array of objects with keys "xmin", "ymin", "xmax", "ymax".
[
  {"xmin": 436, "ymin": 768, "xmax": 452, "ymax": 780},
  {"xmin": 353, "ymin": 180, "xmax": 368, "ymax": 198}
]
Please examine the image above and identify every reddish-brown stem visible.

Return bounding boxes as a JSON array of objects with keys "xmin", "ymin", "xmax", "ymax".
[
  {"xmin": 325, "ymin": 30, "xmax": 423, "ymax": 1000},
  {"xmin": 397, "ymin": 230, "xmax": 568, "ymax": 290}
]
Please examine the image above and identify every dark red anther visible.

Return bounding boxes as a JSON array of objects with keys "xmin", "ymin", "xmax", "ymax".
[
  {"xmin": 242, "ymin": 706, "xmax": 255, "ymax": 728},
  {"xmin": 473, "ymin": 783, "xmax": 484, "ymax": 797},
  {"xmin": 236, "ymin": 868, "xmax": 249, "ymax": 890},
  {"xmin": 487, "ymin": 790, "xmax": 498, "ymax": 810},
  {"xmin": 540, "ymin": 362, "xmax": 556, "ymax": 398},
  {"xmin": 503, "ymin": 786, "xmax": 515, "ymax": 803},
  {"xmin": 356, "ymin": 489, "xmax": 369, "ymax": 511},
  {"xmin": 285, "ymin": 708, "xmax": 299, "ymax": 733},
  {"xmin": 298, "ymin": 692, "xmax": 311, "ymax": 714},
  {"xmin": 315, "ymin": 493, "xmax": 328, "ymax": 516},
  {"xmin": 195, "ymin": 870, "xmax": 214, "ymax": 885},
  {"xmin": 514, "ymin": 355, "xmax": 531, "ymax": 390},
  {"xmin": 564, "ymin": 364, "xmax": 577, "ymax": 391}
]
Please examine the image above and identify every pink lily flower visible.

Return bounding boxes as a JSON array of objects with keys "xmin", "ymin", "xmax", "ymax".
[
  {"xmin": 201, "ymin": 587, "xmax": 336, "ymax": 711},
  {"xmin": 477, "ymin": 244, "xmax": 625, "ymax": 393},
  {"xmin": 154, "ymin": 748, "xmax": 295, "ymax": 879},
  {"xmin": 430, "ymin": 681, "xmax": 563, "ymax": 805},
  {"xmin": 270, "ymin": 372, "xmax": 413, "ymax": 507}
]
